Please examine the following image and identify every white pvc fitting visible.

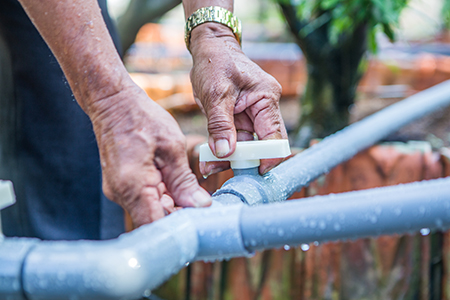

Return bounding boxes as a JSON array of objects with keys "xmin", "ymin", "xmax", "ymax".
[
  {"xmin": 199, "ymin": 139, "xmax": 291, "ymax": 169},
  {"xmin": 0, "ymin": 180, "xmax": 15, "ymax": 237},
  {"xmin": 0, "ymin": 180, "xmax": 15, "ymax": 211}
]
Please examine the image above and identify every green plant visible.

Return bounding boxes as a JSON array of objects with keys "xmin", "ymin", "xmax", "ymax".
[{"xmin": 276, "ymin": 0, "xmax": 408, "ymax": 146}]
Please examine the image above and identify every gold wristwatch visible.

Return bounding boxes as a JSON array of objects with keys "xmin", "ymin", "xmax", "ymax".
[{"xmin": 184, "ymin": 6, "xmax": 242, "ymax": 51}]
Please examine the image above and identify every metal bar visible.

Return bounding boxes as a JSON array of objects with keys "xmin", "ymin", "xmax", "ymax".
[{"xmin": 240, "ymin": 177, "xmax": 450, "ymax": 252}]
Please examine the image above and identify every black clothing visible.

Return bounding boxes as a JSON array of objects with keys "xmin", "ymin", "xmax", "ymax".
[{"xmin": 0, "ymin": 0, "xmax": 124, "ymax": 240}]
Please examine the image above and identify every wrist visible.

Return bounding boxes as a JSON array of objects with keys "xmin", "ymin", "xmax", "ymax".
[
  {"xmin": 74, "ymin": 62, "xmax": 132, "ymax": 116},
  {"xmin": 184, "ymin": 5, "xmax": 241, "ymax": 52},
  {"xmin": 86, "ymin": 77, "xmax": 139, "ymax": 126},
  {"xmin": 189, "ymin": 22, "xmax": 240, "ymax": 55}
]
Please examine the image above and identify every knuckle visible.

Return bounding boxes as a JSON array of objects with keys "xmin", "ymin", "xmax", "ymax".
[
  {"xmin": 264, "ymin": 75, "xmax": 282, "ymax": 100},
  {"xmin": 207, "ymin": 114, "xmax": 234, "ymax": 134},
  {"xmin": 273, "ymin": 81, "xmax": 282, "ymax": 98},
  {"xmin": 102, "ymin": 166, "xmax": 140, "ymax": 205},
  {"xmin": 168, "ymin": 169, "xmax": 198, "ymax": 195}
]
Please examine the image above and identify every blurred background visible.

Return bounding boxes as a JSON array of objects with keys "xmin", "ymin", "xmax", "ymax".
[
  {"xmin": 106, "ymin": 1, "xmax": 450, "ymax": 299},
  {"xmin": 109, "ymin": 0, "xmax": 450, "ymax": 149}
]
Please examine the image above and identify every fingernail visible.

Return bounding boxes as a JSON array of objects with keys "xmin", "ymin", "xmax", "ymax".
[
  {"xmin": 192, "ymin": 190, "xmax": 212, "ymax": 207},
  {"xmin": 203, "ymin": 167, "xmax": 226, "ymax": 179},
  {"xmin": 215, "ymin": 139, "xmax": 230, "ymax": 157}
]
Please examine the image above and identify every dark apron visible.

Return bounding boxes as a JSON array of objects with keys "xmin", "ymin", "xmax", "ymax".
[{"xmin": 0, "ymin": 0, "xmax": 124, "ymax": 240}]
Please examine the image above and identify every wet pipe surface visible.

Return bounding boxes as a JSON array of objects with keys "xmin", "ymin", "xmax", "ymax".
[{"xmin": 140, "ymin": 140, "xmax": 450, "ymax": 300}]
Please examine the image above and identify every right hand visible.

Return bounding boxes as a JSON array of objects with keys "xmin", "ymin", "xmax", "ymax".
[{"xmin": 90, "ymin": 83, "xmax": 211, "ymax": 227}]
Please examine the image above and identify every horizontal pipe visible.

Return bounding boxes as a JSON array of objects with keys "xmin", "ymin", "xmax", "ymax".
[
  {"xmin": 179, "ymin": 202, "xmax": 250, "ymax": 261},
  {"xmin": 21, "ymin": 213, "xmax": 199, "ymax": 300},
  {"xmin": 240, "ymin": 177, "xmax": 450, "ymax": 251},
  {"xmin": 1, "ymin": 177, "xmax": 449, "ymax": 298},
  {"xmin": 0, "ymin": 237, "xmax": 39, "ymax": 300},
  {"xmin": 0, "ymin": 201, "xmax": 251, "ymax": 299}
]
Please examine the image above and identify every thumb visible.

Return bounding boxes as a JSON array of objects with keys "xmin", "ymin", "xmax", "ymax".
[{"xmin": 205, "ymin": 100, "xmax": 237, "ymax": 158}]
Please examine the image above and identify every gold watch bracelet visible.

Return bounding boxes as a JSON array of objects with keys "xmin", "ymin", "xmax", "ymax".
[{"xmin": 184, "ymin": 6, "xmax": 242, "ymax": 52}]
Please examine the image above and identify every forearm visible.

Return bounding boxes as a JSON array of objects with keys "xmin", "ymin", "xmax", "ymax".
[{"xmin": 18, "ymin": 0, "xmax": 131, "ymax": 116}]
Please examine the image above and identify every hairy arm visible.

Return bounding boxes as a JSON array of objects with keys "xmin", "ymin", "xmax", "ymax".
[{"xmin": 18, "ymin": 0, "xmax": 211, "ymax": 227}]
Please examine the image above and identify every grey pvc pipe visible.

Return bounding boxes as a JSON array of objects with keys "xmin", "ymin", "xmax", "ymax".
[
  {"xmin": 21, "ymin": 213, "xmax": 200, "ymax": 300},
  {"xmin": 0, "ymin": 237, "xmax": 39, "ymax": 300},
  {"xmin": 0, "ymin": 202, "xmax": 251, "ymax": 300},
  {"xmin": 1, "ymin": 177, "xmax": 449, "ymax": 299},
  {"xmin": 240, "ymin": 177, "xmax": 450, "ymax": 251},
  {"xmin": 270, "ymin": 79, "xmax": 450, "ymax": 200}
]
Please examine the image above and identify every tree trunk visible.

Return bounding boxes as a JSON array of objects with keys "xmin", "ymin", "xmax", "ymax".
[{"xmin": 278, "ymin": 3, "xmax": 368, "ymax": 147}]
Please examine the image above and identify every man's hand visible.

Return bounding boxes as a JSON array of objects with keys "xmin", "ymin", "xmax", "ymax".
[
  {"xmin": 18, "ymin": 0, "xmax": 211, "ymax": 227},
  {"xmin": 189, "ymin": 23, "xmax": 288, "ymax": 176},
  {"xmin": 90, "ymin": 84, "xmax": 211, "ymax": 227}
]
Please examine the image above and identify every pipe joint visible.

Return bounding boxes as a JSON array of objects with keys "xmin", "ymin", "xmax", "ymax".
[
  {"xmin": 213, "ymin": 168, "xmax": 285, "ymax": 206},
  {"xmin": 22, "ymin": 213, "xmax": 198, "ymax": 299},
  {"xmin": 0, "ymin": 237, "xmax": 40, "ymax": 300},
  {"xmin": 183, "ymin": 204, "xmax": 252, "ymax": 261}
]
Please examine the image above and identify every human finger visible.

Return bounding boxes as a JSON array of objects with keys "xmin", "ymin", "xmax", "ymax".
[
  {"xmin": 199, "ymin": 160, "xmax": 230, "ymax": 177},
  {"xmin": 204, "ymin": 96, "xmax": 237, "ymax": 159},
  {"xmin": 128, "ymin": 186, "xmax": 165, "ymax": 228},
  {"xmin": 158, "ymin": 141, "xmax": 211, "ymax": 208},
  {"xmin": 161, "ymin": 194, "xmax": 176, "ymax": 215}
]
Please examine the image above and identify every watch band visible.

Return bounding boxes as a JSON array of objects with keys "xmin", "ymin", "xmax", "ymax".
[{"xmin": 184, "ymin": 6, "xmax": 242, "ymax": 51}]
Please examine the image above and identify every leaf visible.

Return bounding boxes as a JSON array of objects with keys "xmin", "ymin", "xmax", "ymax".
[
  {"xmin": 281, "ymin": 0, "xmax": 408, "ymax": 46},
  {"xmin": 442, "ymin": 0, "xmax": 450, "ymax": 29},
  {"xmin": 382, "ymin": 23, "xmax": 395, "ymax": 42},
  {"xmin": 367, "ymin": 26, "xmax": 378, "ymax": 53}
]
